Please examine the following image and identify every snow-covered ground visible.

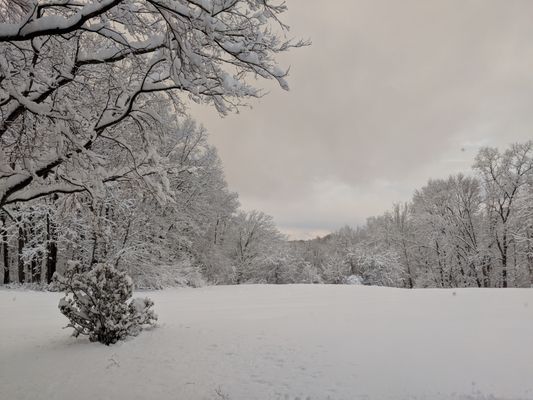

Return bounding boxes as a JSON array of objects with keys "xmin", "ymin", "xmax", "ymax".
[{"xmin": 1, "ymin": 285, "xmax": 532, "ymax": 400}]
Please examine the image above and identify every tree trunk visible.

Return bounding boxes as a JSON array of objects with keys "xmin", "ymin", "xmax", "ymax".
[
  {"xmin": 45, "ymin": 214, "xmax": 57, "ymax": 284},
  {"xmin": 435, "ymin": 241, "xmax": 445, "ymax": 287},
  {"xmin": 401, "ymin": 240, "xmax": 413, "ymax": 288},
  {"xmin": 17, "ymin": 223, "xmax": 25, "ymax": 283},
  {"xmin": 1, "ymin": 215, "xmax": 9, "ymax": 284},
  {"xmin": 501, "ymin": 232, "xmax": 508, "ymax": 288},
  {"xmin": 29, "ymin": 216, "xmax": 41, "ymax": 283}
]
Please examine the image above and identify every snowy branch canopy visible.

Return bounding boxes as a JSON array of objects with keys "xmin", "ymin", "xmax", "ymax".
[{"xmin": 0, "ymin": 0, "xmax": 305, "ymax": 206}]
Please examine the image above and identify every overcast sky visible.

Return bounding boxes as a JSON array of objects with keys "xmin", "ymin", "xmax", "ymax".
[{"xmin": 192, "ymin": 0, "xmax": 533, "ymax": 240}]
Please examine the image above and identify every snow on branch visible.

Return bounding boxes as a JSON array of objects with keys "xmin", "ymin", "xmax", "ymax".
[
  {"xmin": 0, "ymin": 0, "xmax": 123, "ymax": 42},
  {"xmin": 0, "ymin": 0, "xmax": 306, "ymax": 206}
]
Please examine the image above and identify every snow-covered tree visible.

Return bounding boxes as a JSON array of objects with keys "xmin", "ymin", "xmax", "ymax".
[
  {"xmin": 0, "ymin": 112, "xmax": 241, "ymax": 287},
  {"xmin": 345, "ymin": 247, "xmax": 405, "ymax": 287},
  {"xmin": 410, "ymin": 175, "xmax": 485, "ymax": 287},
  {"xmin": 0, "ymin": 0, "xmax": 305, "ymax": 207},
  {"xmin": 474, "ymin": 141, "xmax": 533, "ymax": 287},
  {"xmin": 229, "ymin": 210, "xmax": 285, "ymax": 283}
]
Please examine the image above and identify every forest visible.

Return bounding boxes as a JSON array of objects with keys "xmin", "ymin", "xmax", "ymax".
[{"xmin": 2, "ymin": 129, "xmax": 532, "ymax": 289}]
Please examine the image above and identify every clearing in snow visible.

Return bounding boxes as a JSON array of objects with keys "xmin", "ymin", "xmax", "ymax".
[{"xmin": 1, "ymin": 284, "xmax": 532, "ymax": 400}]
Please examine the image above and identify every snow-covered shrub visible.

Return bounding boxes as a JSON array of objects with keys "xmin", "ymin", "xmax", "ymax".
[
  {"xmin": 343, "ymin": 275, "xmax": 364, "ymax": 285},
  {"xmin": 346, "ymin": 248, "xmax": 405, "ymax": 287},
  {"xmin": 294, "ymin": 261, "xmax": 323, "ymax": 284},
  {"xmin": 198, "ymin": 247, "xmax": 236, "ymax": 285},
  {"xmin": 278, "ymin": 259, "xmax": 321, "ymax": 284},
  {"xmin": 55, "ymin": 262, "xmax": 157, "ymax": 345},
  {"xmin": 173, "ymin": 262, "xmax": 206, "ymax": 288},
  {"xmin": 130, "ymin": 260, "xmax": 205, "ymax": 289},
  {"xmin": 321, "ymin": 254, "xmax": 350, "ymax": 284},
  {"xmin": 238, "ymin": 249, "xmax": 321, "ymax": 284}
]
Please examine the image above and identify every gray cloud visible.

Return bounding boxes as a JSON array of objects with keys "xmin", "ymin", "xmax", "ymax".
[{"xmin": 191, "ymin": 0, "xmax": 533, "ymax": 239}]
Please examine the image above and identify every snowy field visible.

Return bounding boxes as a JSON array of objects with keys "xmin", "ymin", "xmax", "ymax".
[{"xmin": 1, "ymin": 285, "xmax": 532, "ymax": 400}]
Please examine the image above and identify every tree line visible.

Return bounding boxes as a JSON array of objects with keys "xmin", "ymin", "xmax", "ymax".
[
  {"xmin": 292, "ymin": 142, "xmax": 533, "ymax": 288},
  {"xmin": 2, "ymin": 137, "xmax": 532, "ymax": 289}
]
